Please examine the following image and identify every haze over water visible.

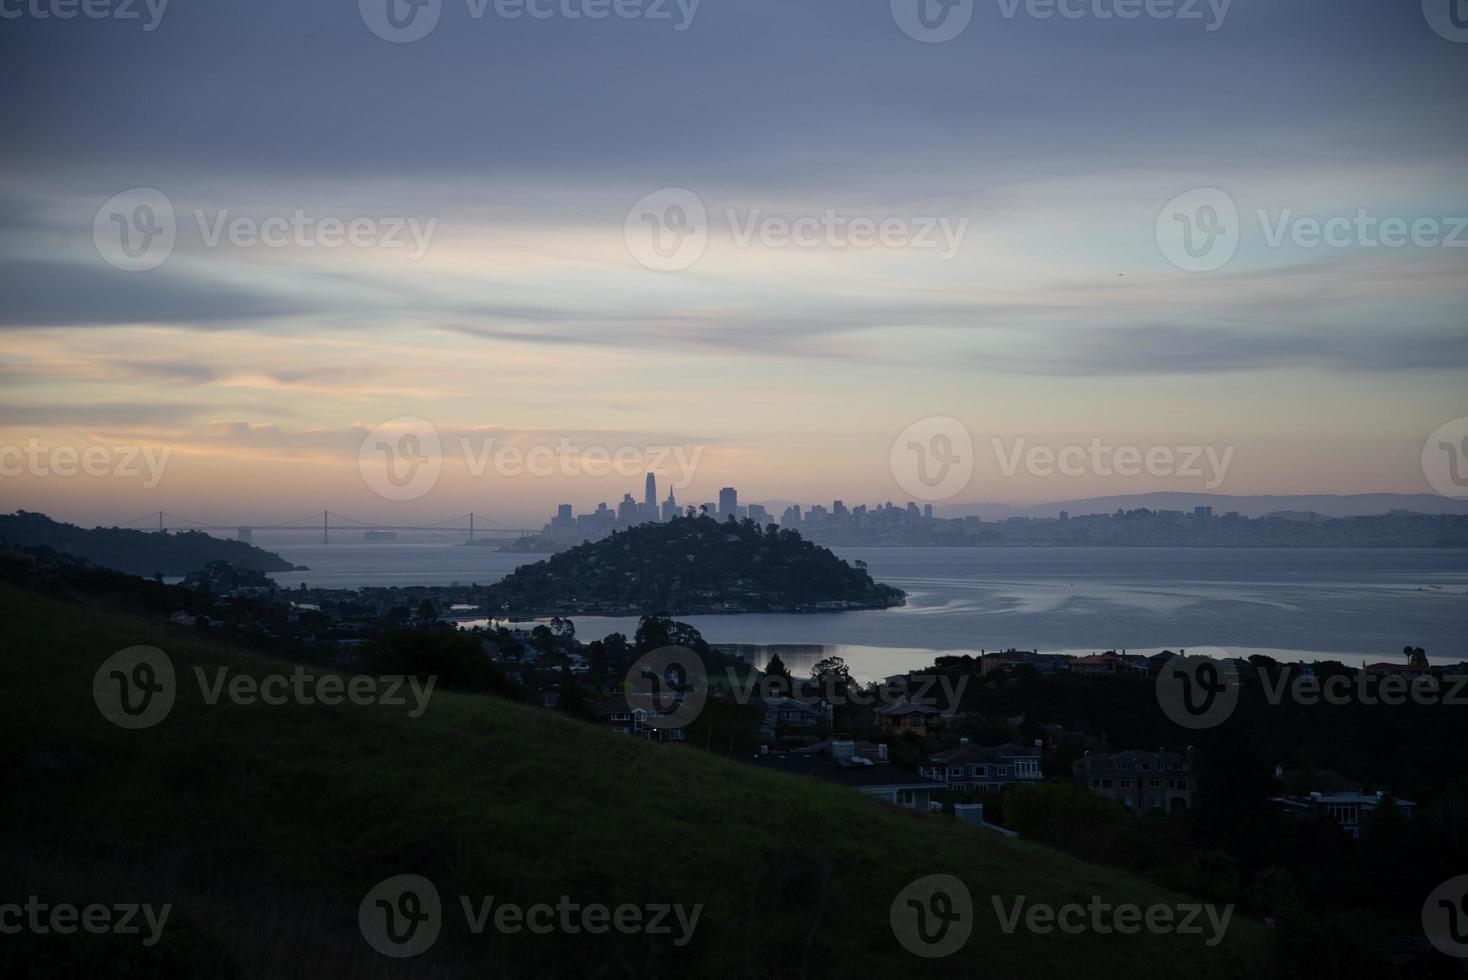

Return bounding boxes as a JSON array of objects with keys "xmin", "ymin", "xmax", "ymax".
[{"xmin": 257, "ymin": 534, "xmax": 1468, "ymax": 678}]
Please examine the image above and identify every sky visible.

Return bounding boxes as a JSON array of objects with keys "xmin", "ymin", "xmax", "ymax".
[{"xmin": 1, "ymin": 0, "xmax": 1466, "ymax": 527}]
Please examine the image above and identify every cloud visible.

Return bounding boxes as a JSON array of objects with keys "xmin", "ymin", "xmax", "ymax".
[{"xmin": 0, "ymin": 258, "xmax": 316, "ymax": 328}]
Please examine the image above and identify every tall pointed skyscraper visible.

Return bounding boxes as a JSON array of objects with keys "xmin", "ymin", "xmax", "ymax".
[{"xmin": 644, "ymin": 472, "xmax": 657, "ymax": 509}]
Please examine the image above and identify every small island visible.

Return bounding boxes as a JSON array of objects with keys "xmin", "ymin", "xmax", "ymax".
[{"xmin": 481, "ymin": 514, "xmax": 906, "ymax": 617}]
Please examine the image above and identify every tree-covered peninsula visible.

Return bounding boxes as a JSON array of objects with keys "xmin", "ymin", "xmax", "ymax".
[{"xmin": 482, "ymin": 514, "xmax": 906, "ymax": 616}]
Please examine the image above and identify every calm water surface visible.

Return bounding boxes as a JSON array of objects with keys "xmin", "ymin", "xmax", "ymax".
[{"xmin": 257, "ymin": 535, "xmax": 1468, "ymax": 679}]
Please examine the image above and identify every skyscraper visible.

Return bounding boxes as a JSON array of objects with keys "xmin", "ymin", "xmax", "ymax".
[
  {"xmin": 719, "ymin": 487, "xmax": 738, "ymax": 518},
  {"xmin": 645, "ymin": 472, "xmax": 657, "ymax": 509}
]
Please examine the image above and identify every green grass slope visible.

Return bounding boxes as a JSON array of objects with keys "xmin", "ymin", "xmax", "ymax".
[{"xmin": 0, "ymin": 584, "xmax": 1268, "ymax": 978}]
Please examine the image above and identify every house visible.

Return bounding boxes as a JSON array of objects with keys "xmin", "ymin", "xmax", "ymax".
[
  {"xmin": 1072, "ymin": 652, "xmax": 1146, "ymax": 676},
  {"xmin": 980, "ymin": 650, "xmax": 1070, "ymax": 676},
  {"xmin": 755, "ymin": 696, "xmax": 826, "ymax": 739},
  {"xmin": 920, "ymin": 739, "xmax": 1044, "ymax": 794},
  {"xmin": 745, "ymin": 740, "xmax": 942, "ymax": 810},
  {"xmin": 1073, "ymin": 750, "xmax": 1195, "ymax": 815},
  {"xmin": 1270, "ymin": 791, "xmax": 1416, "ymax": 839},
  {"xmin": 1362, "ymin": 662, "xmax": 1438, "ymax": 688},
  {"xmin": 1147, "ymin": 650, "xmax": 1182, "ymax": 674},
  {"xmin": 874, "ymin": 701, "xmax": 942, "ymax": 737},
  {"xmin": 588, "ymin": 695, "xmax": 685, "ymax": 742}
]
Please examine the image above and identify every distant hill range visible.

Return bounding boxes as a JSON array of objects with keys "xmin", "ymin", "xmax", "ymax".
[
  {"xmin": 483, "ymin": 514, "xmax": 905, "ymax": 617},
  {"xmin": 0, "ymin": 511, "xmax": 300, "ymax": 577},
  {"xmin": 929, "ymin": 493, "xmax": 1468, "ymax": 521}
]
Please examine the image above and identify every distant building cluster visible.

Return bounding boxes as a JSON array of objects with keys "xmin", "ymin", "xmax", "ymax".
[
  {"xmin": 533, "ymin": 478, "xmax": 1468, "ymax": 549},
  {"xmin": 537, "ymin": 474, "xmax": 944, "ymax": 545}
]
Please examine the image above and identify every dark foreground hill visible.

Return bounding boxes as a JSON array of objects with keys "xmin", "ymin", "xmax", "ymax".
[
  {"xmin": 483, "ymin": 515, "xmax": 906, "ymax": 616},
  {"xmin": 0, "ymin": 511, "xmax": 298, "ymax": 576},
  {"xmin": 0, "ymin": 585, "xmax": 1267, "ymax": 978}
]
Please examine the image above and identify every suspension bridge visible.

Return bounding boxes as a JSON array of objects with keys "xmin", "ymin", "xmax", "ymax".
[{"xmin": 115, "ymin": 511, "xmax": 536, "ymax": 544}]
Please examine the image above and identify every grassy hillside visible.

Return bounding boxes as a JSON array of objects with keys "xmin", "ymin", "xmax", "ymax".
[{"xmin": 1, "ymin": 584, "xmax": 1269, "ymax": 978}]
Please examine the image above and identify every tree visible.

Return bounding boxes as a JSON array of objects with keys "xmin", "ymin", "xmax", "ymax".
[
  {"xmin": 811, "ymin": 656, "xmax": 850, "ymax": 685},
  {"xmin": 416, "ymin": 597, "xmax": 437, "ymax": 621},
  {"xmin": 557, "ymin": 667, "xmax": 590, "ymax": 720},
  {"xmin": 764, "ymin": 653, "xmax": 792, "ymax": 696}
]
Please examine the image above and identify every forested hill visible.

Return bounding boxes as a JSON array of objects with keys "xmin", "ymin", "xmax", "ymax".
[
  {"xmin": 0, "ymin": 511, "xmax": 299, "ymax": 576},
  {"xmin": 483, "ymin": 515, "xmax": 906, "ymax": 616}
]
